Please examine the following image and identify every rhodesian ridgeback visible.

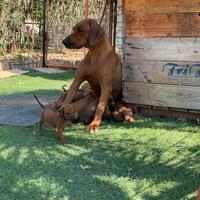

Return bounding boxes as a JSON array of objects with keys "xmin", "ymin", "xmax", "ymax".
[
  {"xmin": 34, "ymin": 94, "xmax": 72, "ymax": 144},
  {"xmin": 60, "ymin": 18, "xmax": 122, "ymax": 132}
]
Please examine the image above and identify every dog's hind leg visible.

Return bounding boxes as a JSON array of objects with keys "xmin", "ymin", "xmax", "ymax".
[
  {"xmin": 38, "ymin": 112, "xmax": 44, "ymax": 134},
  {"xmin": 54, "ymin": 128, "xmax": 59, "ymax": 140},
  {"xmin": 39, "ymin": 120, "xmax": 44, "ymax": 134},
  {"xmin": 55, "ymin": 127, "xmax": 65, "ymax": 144},
  {"xmin": 58, "ymin": 129, "xmax": 65, "ymax": 144},
  {"xmin": 59, "ymin": 132, "xmax": 65, "ymax": 144}
]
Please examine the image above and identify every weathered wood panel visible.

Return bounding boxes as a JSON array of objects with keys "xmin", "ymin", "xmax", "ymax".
[
  {"xmin": 115, "ymin": 0, "xmax": 123, "ymax": 55},
  {"xmin": 124, "ymin": 0, "xmax": 200, "ymax": 13},
  {"xmin": 137, "ymin": 106, "xmax": 200, "ymax": 120},
  {"xmin": 124, "ymin": 60, "xmax": 200, "ymax": 86},
  {"xmin": 125, "ymin": 38, "xmax": 200, "ymax": 62},
  {"xmin": 123, "ymin": 82, "xmax": 200, "ymax": 109},
  {"xmin": 124, "ymin": 12, "xmax": 200, "ymax": 37}
]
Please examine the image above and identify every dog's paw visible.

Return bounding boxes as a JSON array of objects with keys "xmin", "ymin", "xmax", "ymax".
[
  {"xmin": 86, "ymin": 124, "xmax": 99, "ymax": 133},
  {"xmin": 54, "ymin": 103, "xmax": 61, "ymax": 109},
  {"xmin": 55, "ymin": 102, "xmax": 65, "ymax": 109}
]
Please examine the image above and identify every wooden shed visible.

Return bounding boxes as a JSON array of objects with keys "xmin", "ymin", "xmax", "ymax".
[{"xmin": 121, "ymin": 0, "xmax": 200, "ymax": 118}]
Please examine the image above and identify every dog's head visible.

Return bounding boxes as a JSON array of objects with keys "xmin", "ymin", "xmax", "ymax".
[
  {"xmin": 62, "ymin": 19, "xmax": 103, "ymax": 49},
  {"xmin": 120, "ymin": 107, "xmax": 134, "ymax": 122},
  {"xmin": 60, "ymin": 104, "xmax": 79, "ymax": 123}
]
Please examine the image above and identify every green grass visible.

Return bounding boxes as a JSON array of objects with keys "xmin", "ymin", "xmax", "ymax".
[
  {"xmin": 0, "ymin": 70, "xmax": 199, "ymax": 200},
  {"xmin": 0, "ymin": 68, "xmax": 74, "ymax": 96}
]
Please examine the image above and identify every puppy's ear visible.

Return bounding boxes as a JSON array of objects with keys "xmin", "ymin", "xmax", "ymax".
[
  {"xmin": 89, "ymin": 20, "xmax": 103, "ymax": 46},
  {"xmin": 60, "ymin": 107, "xmax": 65, "ymax": 115},
  {"xmin": 121, "ymin": 111, "xmax": 126, "ymax": 121}
]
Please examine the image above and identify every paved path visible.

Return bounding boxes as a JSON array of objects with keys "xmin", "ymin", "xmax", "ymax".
[
  {"xmin": 0, "ymin": 69, "xmax": 28, "ymax": 78},
  {"xmin": 0, "ymin": 94, "xmax": 58, "ymax": 126},
  {"xmin": 33, "ymin": 68, "xmax": 66, "ymax": 74}
]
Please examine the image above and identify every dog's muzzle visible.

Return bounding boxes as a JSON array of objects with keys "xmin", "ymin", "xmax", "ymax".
[
  {"xmin": 62, "ymin": 37, "xmax": 83, "ymax": 49},
  {"xmin": 62, "ymin": 37, "xmax": 70, "ymax": 47}
]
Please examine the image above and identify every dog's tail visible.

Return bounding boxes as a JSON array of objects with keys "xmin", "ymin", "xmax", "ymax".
[
  {"xmin": 34, "ymin": 94, "xmax": 45, "ymax": 109},
  {"xmin": 62, "ymin": 84, "xmax": 67, "ymax": 92}
]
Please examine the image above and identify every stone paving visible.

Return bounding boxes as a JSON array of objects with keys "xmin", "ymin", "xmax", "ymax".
[
  {"xmin": 0, "ymin": 94, "xmax": 57, "ymax": 126},
  {"xmin": 0, "ymin": 69, "xmax": 28, "ymax": 78}
]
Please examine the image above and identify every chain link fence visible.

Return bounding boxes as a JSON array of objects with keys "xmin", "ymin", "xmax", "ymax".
[
  {"xmin": 46, "ymin": 0, "xmax": 109, "ymax": 69},
  {"xmin": 0, "ymin": 0, "xmax": 44, "ymax": 71},
  {"xmin": 0, "ymin": 0, "xmax": 111, "ymax": 71}
]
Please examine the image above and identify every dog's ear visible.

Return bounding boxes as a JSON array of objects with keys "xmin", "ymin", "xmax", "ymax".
[
  {"xmin": 59, "ymin": 107, "xmax": 64, "ymax": 115},
  {"xmin": 121, "ymin": 111, "xmax": 126, "ymax": 121},
  {"xmin": 89, "ymin": 20, "xmax": 103, "ymax": 46}
]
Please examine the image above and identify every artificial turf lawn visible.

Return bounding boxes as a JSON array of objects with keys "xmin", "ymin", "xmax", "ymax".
[{"xmin": 0, "ymin": 69, "xmax": 199, "ymax": 200}]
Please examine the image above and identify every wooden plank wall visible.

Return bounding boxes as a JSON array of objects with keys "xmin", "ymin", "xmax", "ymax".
[
  {"xmin": 115, "ymin": 0, "xmax": 123, "ymax": 56},
  {"xmin": 123, "ymin": 0, "xmax": 200, "ymax": 110}
]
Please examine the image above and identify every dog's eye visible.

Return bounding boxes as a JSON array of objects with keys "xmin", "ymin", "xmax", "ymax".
[{"xmin": 77, "ymin": 27, "xmax": 83, "ymax": 33}]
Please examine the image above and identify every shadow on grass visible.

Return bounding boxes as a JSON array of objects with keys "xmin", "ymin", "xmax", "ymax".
[
  {"xmin": 0, "ymin": 126, "xmax": 131, "ymax": 200},
  {"xmin": 100, "ymin": 115, "xmax": 200, "ymax": 134},
  {"xmin": 0, "ymin": 66, "xmax": 199, "ymax": 199},
  {"xmin": 0, "ymin": 123, "xmax": 199, "ymax": 200}
]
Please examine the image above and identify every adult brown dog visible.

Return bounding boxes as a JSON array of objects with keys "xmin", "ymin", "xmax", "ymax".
[{"xmin": 60, "ymin": 18, "xmax": 122, "ymax": 132}]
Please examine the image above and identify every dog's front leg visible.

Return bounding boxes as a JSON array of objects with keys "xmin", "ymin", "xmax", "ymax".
[
  {"xmin": 58, "ymin": 77, "xmax": 83, "ymax": 108},
  {"xmin": 86, "ymin": 85, "xmax": 111, "ymax": 133}
]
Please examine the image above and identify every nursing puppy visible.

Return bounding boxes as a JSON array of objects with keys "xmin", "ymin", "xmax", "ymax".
[
  {"xmin": 112, "ymin": 106, "xmax": 135, "ymax": 122},
  {"xmin": 55, "ymin": 82, "xmax": 93, "ymax": 107},
  {"xmin": 34, "ymin": 94, "xmax": 71, "ymax": 144},
  {"xmin": 62, "ymin": 94, "xmax": 111, "ymax": 125}
]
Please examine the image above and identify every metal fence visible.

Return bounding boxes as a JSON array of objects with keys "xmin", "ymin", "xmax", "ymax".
[
  {"xmin": 0, "ymin": 0, "xmax": 116, "ymax": 71},
  {"xmin": 44, "ymin": 0, "xmax": 110, "ymax": 69},
  {"xmin": 0, "ymin": 0, "xmax": 44, "ymax": 70}
]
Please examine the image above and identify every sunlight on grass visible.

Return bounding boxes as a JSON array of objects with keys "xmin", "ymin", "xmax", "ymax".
[
  {"xmin": 96, "ymin": 175, "xmax": 180, "ymax": 200},
  {"xmin": 0, "ymin": 69, "xmax": 75, "ymax": 95},
  {"xmin": 0, "ymin": 71, "xmax": 199, "ymax": 200}
]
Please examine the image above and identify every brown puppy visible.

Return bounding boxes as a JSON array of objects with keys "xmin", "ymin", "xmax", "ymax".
[
  {"xmin": 60, "ymin": 18, "xmax": 122, "ymax": 132},
  {"xmin": 62, "ymin": 94, "xmax": 111, "ymax": 125},
  {"xmin": 34, "ymin": 94, "xmax": 71, "ymax": 144},
  {"xmin": 111, "ymin": 104, "xmax": 135, "ymax": 122},
  {"xmin": 55, "ymin": 82, "xmax": 93, "ymax": 107}
]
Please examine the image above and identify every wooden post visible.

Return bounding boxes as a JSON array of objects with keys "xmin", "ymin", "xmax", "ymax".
[{"xmin": 109, "ymin": 0, "xmax": 113, "ymax": 42}]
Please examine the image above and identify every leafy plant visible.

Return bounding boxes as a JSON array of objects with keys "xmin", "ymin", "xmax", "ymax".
[
  {"xmin": 0, "ymin": 0, "xmax": 104, "ymax": 57},
  {"xmin": 0, "ymin": 0, "xmax": 43, "ymax": 55}
]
